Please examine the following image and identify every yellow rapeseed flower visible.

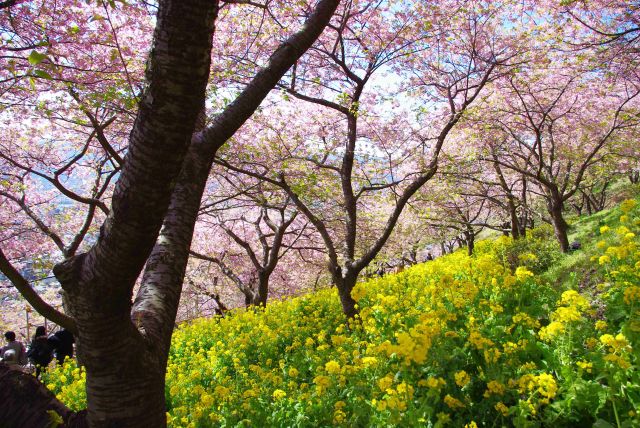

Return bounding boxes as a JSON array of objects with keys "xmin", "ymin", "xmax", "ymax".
[
  {"xmin": 483, "ymin": 380, "xmax": 505, "ymax": 397},
  {"xmin": 272, "ymin": 389, "xmax": 286, "ymax": 400},
  {"xmin": 313, "ymin": 375, "xmax": 331, "ymax": 392},
  {"xmin": 495, "ymin": 402, "xmax": 509, "ymax": 416},
  {"xmin": 621, "ymin": 199, "xmax": 637, "ymax": 213},
  {"xmin": 604, "ymin": 354, "xmax": 631, "ymax": 369},
  {"xmin": 624, "ymin": 286, "xmax": 640, "ymax": 304},
  {"xmin": 444, "ymin": 394, "xmax": 465, "ymax": 409},
  {"xmin": 454, "ymin": 370, "xmax": 471, "ymax": 388},
  {"xmin": 560, "ymin": 290, "xmax": 589, "ymax": 308},
  {"xmin": 361, "ymin": 356, "xmax": 378, "ymax": 368},
  {"xmin": 538, "ymin": 321, "xmax": 565, "ymax": 341},
  {"xmin": 515, "ymin": 266, "xmax": 534, "ymax": 281},
  {"xmin": 378, "ymin": 375, "xmax": 393, "ymax": 391},
  {"xmin": 484, "ymin": 348, "xmax": 502, "ymax": 364},
  {"xmin": 351, "ymin": 284, "xmax": 367, "ymax": 301},
  {"xmin": 420, "ymin": 376, "xmax": 446, "ymax": 390},
  {"xmin": 535, "ymin": 373, "xmax": 558, "ymax": 402},
  {"xmin": 600, "ymin": 333, "xmax": 630, "ymax": 352},
  {"xmin": 325, "ymin": 360, "xmax": 341, "ymax": 374},
  {"xmin": 616, "ymin": 226, "xmax": 631, "ymax": 236},
  {"xmin": 333, "ymin": 409, "xmax": 346, "ymax": 424},
  {"xmin": 576, "ymin": 360, "xmax": 593, "ymax": 373}
]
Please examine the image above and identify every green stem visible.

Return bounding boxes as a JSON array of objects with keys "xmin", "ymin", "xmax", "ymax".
[{"xmin": 612, "ymin": 397, "xmax": 621, "ymax": 428}]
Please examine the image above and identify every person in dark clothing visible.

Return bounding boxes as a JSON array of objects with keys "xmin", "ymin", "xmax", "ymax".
[
  {"xmin": 27, "ymin": 326, "xmax": 53, "ymax": 378},
  {"xmin": 48, "ymin": 329, "xmax": 75, "ymax": 365}
]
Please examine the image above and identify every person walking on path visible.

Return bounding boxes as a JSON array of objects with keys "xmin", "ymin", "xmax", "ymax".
[
  {"xmin": 27, "ymin": 326, "xmax": 53, "ymax": 378},
  {"xmin": 48, "ymin": 328, "xmax": 75, "ymax": 365},
  {"xmin": 0, "ymin": 331, "xmax": 27, "ymax": 367}
]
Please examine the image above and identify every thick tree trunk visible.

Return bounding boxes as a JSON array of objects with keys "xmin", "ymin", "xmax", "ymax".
[
  {"xmin": 510, "ymin": 214, "xmax": 520, "ymax": 240},
  {"xmin": 86, "ymin": 370, "xmax": 165, "ymax": 426},
  {"xmin": 465, "ymin": 231, "xmax": 475, "ymax": 256},
  {"xmin": 549, "ymin": 201, "xmax": 570, "ymax": 253},
  {"xmin": 255, "ymin": 273, "xmax": 270, "ymax": 307},
  {"xmin": 245, "ymin": 292, "xmax": 254, "ymax": 308},
  {"xmin": 64, "ymin": 295, "xmax": 168, "ymax": 427},
  {"xmin": 51, "ymin": 1, "xmax": 220, "ymax": 425},
  {"xmin": 10, "ymin": 0, "xmax": 341, "ymax": 426},
  {"xmin": 334, "ymin": 271, "xmax": 358, "ymax": 319},
  {"xmin": 506, "ymin": 197, "xmax": 521, "ymax": 240},
  {"xmin": 242, "ymin": 274, "xmax": 270, "ymax": 307},
  {"xmin": 518, "ymin": 217, "xmax": 527, "ymax": 237},
  {"xmin": 0, "ymin": 363, "xmax": 87, "ymax": 427}
]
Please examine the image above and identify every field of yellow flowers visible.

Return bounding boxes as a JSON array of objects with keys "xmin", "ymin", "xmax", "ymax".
[{"xmin": 44, "ymin": 199, "xmax": 639, "ymax": 427}]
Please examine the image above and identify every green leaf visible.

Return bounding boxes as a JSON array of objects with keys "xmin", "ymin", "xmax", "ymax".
[
  {"xmin": 593, "ymin": 419, "xmax": 615, "ymax": 428},
  {"xmin": 28, "ymin": 50, "xmax": 48, "ymax": 66},
  {"xmin": 47, "ymin": 409, "xmax": 64, "ymax": 428},
  {"xmin": 34, "ymin": 70, "xmax": 53, "ymax": 80}
]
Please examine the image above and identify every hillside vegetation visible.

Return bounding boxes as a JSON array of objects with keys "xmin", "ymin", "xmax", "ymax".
[{"xmin": 44, "ymin": 199, "xmax": 640, "ymax": 427}]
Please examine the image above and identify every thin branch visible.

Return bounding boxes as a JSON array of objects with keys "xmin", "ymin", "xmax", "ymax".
[{"xmin": 0, "ymin": 248, "xmax": 77, "ymax": 333}]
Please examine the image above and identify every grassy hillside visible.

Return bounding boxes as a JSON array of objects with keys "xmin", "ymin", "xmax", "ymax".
[{"xmin": 45, "ymin": 198, "xmax": 640, "ymax": 427}]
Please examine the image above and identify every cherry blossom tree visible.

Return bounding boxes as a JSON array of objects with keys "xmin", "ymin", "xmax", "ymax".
[
  {"xmin": 474, "ymin": 68, "xmax": 639, "ymax": 252},
  {"xmin": 1, "ymin": 0, "xmax": 152, "ymax": 335},
  {"xmin": 2, "ymin": 0, "xmax": 637, "ymax": 424},
  {"xmin": 442, "ymin": 128, "xmax": 535, "ymax": 240},
  {"xmin": 409, "ymin": 166, "xmax": 495, "ymax": 256},
  {"xmin": 215, "ymin": 0, "xmax": 522, "ymax": 317},
  {"xmin": 191, "ymin": 182, "xmax": 316, "ymax": 307},
  {"xmin": 559, "ymin": 0, "xmax": 640, "ymax": 75},
  {"xmin": 0, "ymin": 0, "xmax": 340, "ymax": 425},
  {"xmin": 557, "ymin": 0, "xmax": 640, "ymax": 183}
]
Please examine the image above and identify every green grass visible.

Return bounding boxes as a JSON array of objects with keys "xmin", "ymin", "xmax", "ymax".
[{"xmin": 541, "ymin": 181, "xmax": 640, "ymax": 292}]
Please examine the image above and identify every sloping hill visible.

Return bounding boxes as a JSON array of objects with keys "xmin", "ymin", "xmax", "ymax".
[{"xmin": 45, "ymin": 198, "xmax": 640, "ymax": 427}]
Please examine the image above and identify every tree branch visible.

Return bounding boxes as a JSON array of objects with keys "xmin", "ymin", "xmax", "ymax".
[{"xmin": 0, "ymin": 248, "xmax": 76, "ymax": 333}]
